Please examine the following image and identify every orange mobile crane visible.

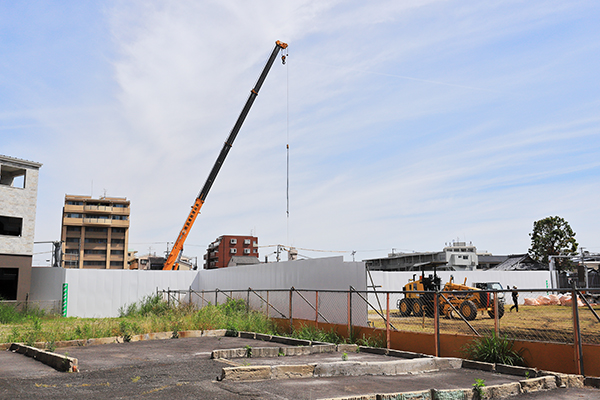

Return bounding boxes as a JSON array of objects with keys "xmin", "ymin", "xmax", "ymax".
[{"xmin": 163, "ymin": 40, "xmax": 288, "ymax": 270}]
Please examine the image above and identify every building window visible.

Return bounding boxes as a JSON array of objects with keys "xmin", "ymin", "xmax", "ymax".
[
  {"xmin": 86, "ymin": 214, "xmax": 109, "ymax": 219},
  {"xmin": 66, "ymin": 237, "xmax": 80, "ymax": 243},
  {"xmin": 85, "ymin": 238, "xmax": 107, "ymax": 244},
  {"xmin": 66, "ymin": 226, "xmax": 81, "ymax": 232},
  {"xmin": 65, "ymin": 249, "xmax": 79, "ymax": 254},
  {"xmin": 65, "ymin": 213, "xmax": 83, "ymax": 218},
  {"xmin": 84, "ymin": 249, "xmax": 105, "ymax": 254},
  {"xmin": 86, "ymin": 227, "xmax": 108, "ymax": 232},
  {"xmin": 0, "ymin": 166, "xmax": 26, "ymax": 188},
  {"xmin": 66, "ymin": 201, "xmax": 83, "ymax": 205},
  {"xmin": 111, "ymin": 239, "xmax": 124, "ymax": 245},
  {"xmin": 110, "ymin": 261, "xmax": 123, "ymax": 267},
  {"xmin": 112, "ymin": 228, "xmax": 126, "ymax": 233},
  {"xmin": 83, "ymin": 261, "xmax": 105, "ymax": 266},
  {"xmin": 0, "ymin": 215, "xmax": 23, "ymax": 237},
  {"xmin": 112, "ymin": 215, "xmax": 128, "ymax": 220},
  {"xmin": 113, "ymin": 203, "xmax": 127, "ymax": 208},
  {"xmin": 111, "ymin": 250, "xmax": 124, "ymax": 255}
]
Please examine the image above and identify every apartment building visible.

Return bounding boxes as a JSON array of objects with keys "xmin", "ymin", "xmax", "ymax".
[
  {"xmin": 204, "ymin": 235, "xmax": 259, "ymax": 269},
  {"xmin": 61, "ymin": 195, "xmax": 130, "ymax": 269},
  {"xmin": 0, "ymin": 155, "xmax": 42, "ymax": 301}
]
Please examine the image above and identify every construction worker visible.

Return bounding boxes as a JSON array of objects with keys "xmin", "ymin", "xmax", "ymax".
[{"xmin": 510, "ymin": 286, "xmax": 519, "ymax": 312}]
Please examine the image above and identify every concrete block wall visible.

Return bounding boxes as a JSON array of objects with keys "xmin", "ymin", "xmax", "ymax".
[{"xmin": 0, "ymin": 156, "xmax": 41, "ymax": 255}]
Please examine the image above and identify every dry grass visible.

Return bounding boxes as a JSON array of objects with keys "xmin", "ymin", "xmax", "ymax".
[{"xmin": 368, "ymin": 305, "xmax": 600, "ymax": 344}]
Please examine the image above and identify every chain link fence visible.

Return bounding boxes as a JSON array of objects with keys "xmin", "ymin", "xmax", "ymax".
[
  {"xmin": 0, "ymin": 299, "xmax": 61, "ymax": 315},
  {"xmin": 159, "ymin": 286, "xmax": 600, "ymax": 347}
]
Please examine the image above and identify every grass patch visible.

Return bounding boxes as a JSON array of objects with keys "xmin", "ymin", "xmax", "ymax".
[
  {"xmin": 290, "ymin": 324, "xmax": 345, "ymax": 344},
  {"xmin": 0, "ymin": 297, "xmax": 279, "ymax": 345}
]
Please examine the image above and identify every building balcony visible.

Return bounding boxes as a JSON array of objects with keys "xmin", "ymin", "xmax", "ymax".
[
  {"xmin": 111, "ymin": 220, "xmax": 129, "ymax": 228},
  {"xmin": 64, "ymin": 204, "xmax": 84, "ymax": 212},
  {"xmin": 84, "ymin": 205, "xmax": 113, "ymax": 213},
  {"xmin": 63, "ymin": 217, "xmax": 83, "ymax": 224},
  {"xmin": 84, "ymin": 243, "xmax": 107, "ymax": 250},
  {"xmin": 82, "ymin": 254, "xmax": 107, "ymax": 261},
  {"xmin": 83, "ymin": 218, "xmax": 112, "ymax": 225},
  {"xmin": 110, "ymin": 207, "xmax": 130, "ymax": 215},
  {"xmin": 84, "ymin": 231, "xmax": 109, "ymax": 238}
]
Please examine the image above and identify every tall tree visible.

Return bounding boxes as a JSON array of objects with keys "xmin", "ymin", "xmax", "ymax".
[{"xmin": 529, "ymin": 216, "xmax": 578, "ymax": 269}]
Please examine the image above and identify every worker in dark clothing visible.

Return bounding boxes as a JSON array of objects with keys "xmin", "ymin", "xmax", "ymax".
[{"xmin": 510, "ymin": 286, "xmax": 519, "ymax": 312}]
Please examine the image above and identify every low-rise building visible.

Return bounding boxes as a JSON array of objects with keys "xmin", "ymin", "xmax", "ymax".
[
  {"xmin": 0, "ymin": 155, "xmax": 42, "ymax": 301},
  {"xmin": 365, "ymin": 241, "xmax": 480, "ymax": 271},
  {"xmin": 204, "ymin": 235, "xmax": 259, "ymax": 269}
]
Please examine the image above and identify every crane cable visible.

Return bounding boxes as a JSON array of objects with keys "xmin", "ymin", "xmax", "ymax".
[{"xmin": 285, "ymin": 46, "xmax": 290, "ymax": 245}]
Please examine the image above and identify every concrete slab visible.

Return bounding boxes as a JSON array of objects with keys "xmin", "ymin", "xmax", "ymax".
[{"xmin": 1, "ymin": 334, "xmax": 598, "ymax": 400}]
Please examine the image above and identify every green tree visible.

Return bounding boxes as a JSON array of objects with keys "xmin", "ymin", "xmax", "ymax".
[{"xmin": 528, "ymin": 216, "xmax": 578, "ymax": 269}]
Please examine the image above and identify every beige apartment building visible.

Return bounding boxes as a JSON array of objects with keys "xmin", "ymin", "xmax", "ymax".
[{"xmin": 61, "ymin": 195, "xmax": 130, "ymax": 269}]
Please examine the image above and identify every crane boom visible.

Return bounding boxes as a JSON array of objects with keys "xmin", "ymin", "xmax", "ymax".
[{"xmin": 163, "ymin": 40, "xmax": 288, "ymax": 270}]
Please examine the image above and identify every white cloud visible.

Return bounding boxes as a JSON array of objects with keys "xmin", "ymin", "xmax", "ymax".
[{"xmin": 1, "ymin": 1, "xmax": 597, "ymax": 265}]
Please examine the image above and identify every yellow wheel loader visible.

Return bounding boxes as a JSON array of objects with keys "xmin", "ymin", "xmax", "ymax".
[{"xmin": 396, "ymin": 269, "xmax": 504, "ymax": 321}]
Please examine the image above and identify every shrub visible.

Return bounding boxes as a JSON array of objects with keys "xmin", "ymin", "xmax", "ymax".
[
  {"xmin": 463, "ymin": 331, "xmax": 525, "ymax": 366},
  {"xmin": 0, "ymin": 302, "xmax": 20, "ymax": 324},
  {"xmin": 291, "ymin": 324, "xmax": 344, "ymax": 344}
]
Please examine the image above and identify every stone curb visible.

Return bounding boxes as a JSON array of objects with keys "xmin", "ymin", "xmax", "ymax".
[
  {"xmin": 8, "ymin": 343, "xmax": 78, "ymax": 372},
  {"xmin": 219, "ymin": 357, "xmax": 464, "ymax": 381},
  {"xmin": 320, "ymin": 374, "xmax": 588, "ymax": 400},
  {"xmin": 211, "ymin": 344, "xmax": 337, "ymax": 359},
  {"xmin": 1, "ymin": 329, "xmax": 230, "ymax": 352}
]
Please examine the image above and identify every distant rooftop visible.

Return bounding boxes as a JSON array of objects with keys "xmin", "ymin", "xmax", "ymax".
[{"xmin": 0, "ymin": 154, "xmax": 42, "ymax": 169}]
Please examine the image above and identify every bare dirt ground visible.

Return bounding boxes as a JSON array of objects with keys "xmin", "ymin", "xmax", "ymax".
[{"xmin": 369, "ymin": 304, "xmax": 600, "ymax": 344}]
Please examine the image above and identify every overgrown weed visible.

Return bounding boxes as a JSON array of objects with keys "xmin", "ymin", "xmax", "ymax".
[{"xmin": 463, "ymin": 331, "xmax": 525, "ymax": 366}]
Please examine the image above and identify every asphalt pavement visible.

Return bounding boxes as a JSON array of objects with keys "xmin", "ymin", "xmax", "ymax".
[{"xmin": 0, "ymin": 336, "xmax": 598, "ymax": 399}]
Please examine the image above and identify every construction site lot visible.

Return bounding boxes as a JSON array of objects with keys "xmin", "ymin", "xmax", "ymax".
[
  {"xmin": 2, "ymin": 331, "xmax": 600, "ymax": 400},
  {"xmin": 368, "ymin": 304, "xmax": 600, "ymax": 344}
]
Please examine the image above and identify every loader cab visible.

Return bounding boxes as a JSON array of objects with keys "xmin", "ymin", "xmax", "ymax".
[
  {"xmin": 422, "ymin": 273, "xmax": 441, "ymax": 291},
  {"xmin": 474, "ymin": 282, "xmax": 505, "ymax": 301}
]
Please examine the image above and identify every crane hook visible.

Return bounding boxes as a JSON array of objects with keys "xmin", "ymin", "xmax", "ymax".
[{"xmin": 281, "ymin": 54, "xmax": 286, "ymax": 65}]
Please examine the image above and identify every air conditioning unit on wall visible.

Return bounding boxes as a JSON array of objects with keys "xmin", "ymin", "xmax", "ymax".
[
  {"xmin": 230, "ymin": 248, "xmax": 237, "ymax": 254},
  {"xmin": 230, "ymin": 238, "xmax": 237, "ymax": 244},
  {"xmin": 243, "ymin": 248, "xmax": 250, "ymax": 254}
]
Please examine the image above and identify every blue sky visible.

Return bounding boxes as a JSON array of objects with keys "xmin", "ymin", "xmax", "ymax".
[{"xmin": 2, "ymin": 1, "xmax": 599, "ymax": 265}]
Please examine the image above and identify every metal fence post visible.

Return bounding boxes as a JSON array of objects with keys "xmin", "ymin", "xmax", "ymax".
[
  {"xmin": 289, "ymin": 288, "xmax": 294, "ymax": 334},
  {"xmin": 315, "ymin": 291, "xmax": 319, "ymax": 326},
  {"xmin": 348, "ymin": 289, "xmax": 353, "ymax": 340},
  {"xmin": 571, "ymin": 283, "xmax": 584, "ymax": 375},
  {"xmin": 215, "ymin": 289, "xmax": 218, "ymax": 306},
  {"xmin": 247, "ymin": 288, "xmax": 250, "ymax": 313},
  {"xmin": 386, "ymin": 292, "xmax": 390, "ymax": 349},
  {"xmin": 61, "ymin": 283, "xmax": 68, "ymax": 317},
  {"xmin": 434, "ymin": 290, "xmax": 440, "ymax": 357},
  {"xmin": 494, "ymin": 292, "xmax": 500, "ymax": 337}
]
